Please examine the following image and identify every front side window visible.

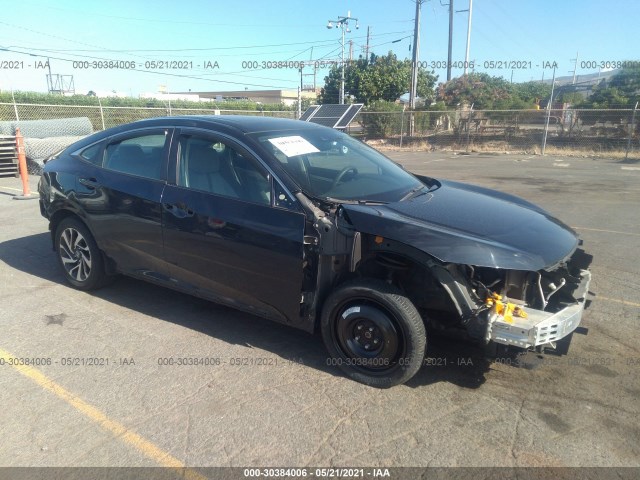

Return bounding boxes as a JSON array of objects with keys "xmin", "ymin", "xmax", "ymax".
[
  {"xmin": 178, "ymin": 135, "xmax": 271, "ymax": 205},
  {"xmin": 249, "ymin": 128, "xmax": 422, "ymax": 203},
  {"xmin": 104, "ymin": 132, "xmax": 167, "ymax": 180}
]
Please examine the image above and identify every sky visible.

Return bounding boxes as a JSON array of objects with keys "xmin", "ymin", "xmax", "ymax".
[{"xmin": 0, "ymin": 0, "xmax": 637, "ymax": 97}]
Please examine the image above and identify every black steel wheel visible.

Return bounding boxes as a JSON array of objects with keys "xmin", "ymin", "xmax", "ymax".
[
  {"xmin": 55, "ymin": 217, "xmax": 108, "ymax": 291},
  {"xmin": 321, "ymin": 278, "xmax": 426, "ymax": 388}
]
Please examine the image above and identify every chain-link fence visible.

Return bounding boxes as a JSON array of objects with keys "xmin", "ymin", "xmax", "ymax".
[
  {"xmin": 352, "ymin": 108, "xmax": 640, "ymax": 159},
  {"xmin": 1, "ymin": 103, "xmax": 638, "ymax": 161},
  {"xmin": 0, "ymin": 102, "xmax": 297, "ymax": 165},
  {"xmin": 0, "ymin": 102, "xmax": 296, "ymax": 133}
]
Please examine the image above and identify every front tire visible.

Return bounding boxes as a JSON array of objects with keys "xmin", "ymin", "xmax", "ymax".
[
  {"xmin": 55, "ymin": 217, "xmax": 108, "ymax": 291},
  {"xmin": 321, "ymin": 278, "xmax": 426, "ymax": 388}
]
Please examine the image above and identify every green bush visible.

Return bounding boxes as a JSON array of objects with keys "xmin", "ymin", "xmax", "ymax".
[{"xmin": 363, "ymin": 100, "xmax": 405, "ymax": 138}]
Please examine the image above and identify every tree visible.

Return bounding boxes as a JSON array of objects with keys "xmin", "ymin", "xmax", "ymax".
[
  {"xmin": 511, "ymin": 81, "xmax": 552, "ymax": 106},
  {"xmin": 580, "ymin": 66, "xmax": 640, "ymax": 109},
  {"xmin": 318, "ymin": 51, "xmax": 437, "ymax": 105},
  {"xmin": 557, "ymin": 91, "xmax": 583, "ymax": 106},
  {"xmin": 437, "ymin": 73, "xmax": 509, "ymax": 109},
  {"xmin": 437, "ymin": 74, "xmax": 551, "ymax": 109}
]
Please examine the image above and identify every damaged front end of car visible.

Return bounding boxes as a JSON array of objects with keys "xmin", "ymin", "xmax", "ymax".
[
  {"xmin": 459, "ymin": 248, "xmax": 592, "ymax": 352},
  {"xmin": 304, "ymin": 180, "xmax": 594, "ymax": 356},
  {"xmin": 346, "ymin": 229, "xmax": 594, "ymax": 356}
]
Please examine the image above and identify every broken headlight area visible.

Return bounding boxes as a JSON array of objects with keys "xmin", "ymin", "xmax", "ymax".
[{"xmin": 466, "ymin": 248, "xmax": 593, "ymax": 352}]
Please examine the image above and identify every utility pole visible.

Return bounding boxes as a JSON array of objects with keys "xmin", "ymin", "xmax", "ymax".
[
  {"xmin": 349, "ymin": 40, "xmax": 353, "ymax": 62},
  {"xmin": 365, "ymin": 26, "xmax": 371, "ymax": 60},
  {"xmin": 47, "ymin": 57, "xmax": 53, "ymax": 92},
  {"xmin": 308, "ymin": 47, "xmax": 317, "ymax": 91},
  {"xmin": 327, "ymin": 12, "xmax": 359, "ymax": 104},
  {"xmin": 298, "ymin": 68, "xmax": 303, "ymax": 119},
  {"xmin": 463, "ymin": 0, "xmax": 473, "ymax": 75},
  {"xmin": 447, "ymin": 0, "xmax": 454, "ymax": 81},
  {"xmin": 410, "ymin": 0, "xmax": 422, "ymax": 110},
  {"xmin": 571, "ymin": 51, "xmax": 579, "ymax": 84},
  {"xmin": 341, "ymin": 26, "xmax": 346, "ymax": 103},
  {"xmin": 409, "ymin": 0, "xmax": 423, "ymax": 137}
]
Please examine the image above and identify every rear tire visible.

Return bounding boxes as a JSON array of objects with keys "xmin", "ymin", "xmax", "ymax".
[
  {"xmin": 321, "ymin": 278, "xmax": 426, "ymax": 388},
  {"xmin": 54, "ymin": 217, "xmax": 109, "ymax": 291}
]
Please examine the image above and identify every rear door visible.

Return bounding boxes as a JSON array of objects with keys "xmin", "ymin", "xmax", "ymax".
[
  {"xmin": 161, "ymin": 128, "xmax": 307, "ymax": 325},
  {"xmin": 75, "ymin": 127, "xmax": 173, "ymax": 279}
]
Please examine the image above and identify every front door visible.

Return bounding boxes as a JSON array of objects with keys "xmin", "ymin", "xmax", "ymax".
[{"xmin": 161, "ymin": 128, "xmax": 306, "ymax": 325}]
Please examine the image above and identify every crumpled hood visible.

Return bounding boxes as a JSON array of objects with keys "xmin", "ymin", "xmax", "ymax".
[{"xmin": 342, "ymin": 179, "xmax": 578, "ymax": 271}]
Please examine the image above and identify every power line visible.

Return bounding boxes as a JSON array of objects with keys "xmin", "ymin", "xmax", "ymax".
[
  {"xmin": 0, "ymin": 46, "xmax": 297, "ymax": 89},
  {"xmin": 7, "ymin": 30, "xmax": 412, "ymax": 53},
  {"xmin": 0, "ymin": 21, "xmax": 145, "ymax": 61}
]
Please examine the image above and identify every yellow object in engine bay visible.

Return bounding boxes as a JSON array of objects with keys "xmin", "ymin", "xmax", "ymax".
[{"xmin": 485, "ymin": 292, "xmax": 528, "ymax": 324}]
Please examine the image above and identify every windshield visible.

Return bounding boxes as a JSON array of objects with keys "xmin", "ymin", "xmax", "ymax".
[{"xmin": 249, "ymin": 128, "xmax": 423, "ymax": 203}]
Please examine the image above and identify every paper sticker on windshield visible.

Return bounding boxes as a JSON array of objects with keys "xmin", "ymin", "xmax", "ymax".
[{"xmin": 268, "ymin": 136, "xmax": 319, "ymax": 157}]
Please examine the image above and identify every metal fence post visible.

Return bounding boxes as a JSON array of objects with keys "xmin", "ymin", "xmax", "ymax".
[
  {"xmin": 11, "ymin": 90, "xmax": 19, "ymax": 121},
  {"xmin": 542, "ymin": 67, "xmax": 556, "ymax": 155},
  {"xmin": 626, "ymin": 101, "xmax": 638, "ymax": 161},
  {"xmin": 98, "ymin": 98, "xmax": 106, "ymax": 130},
  {"xmin": 400, "ymin": 107, "xmax": 405, "ymax": 148},
  {"xmin": 466, "ymin": 105, "xmax": 473, "ymax": 152}
]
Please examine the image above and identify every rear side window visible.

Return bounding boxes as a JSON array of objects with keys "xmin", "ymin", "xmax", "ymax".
[
  {"xmin": 79, "ymin": 143, "xmax": 103, "ymax": 166},
  {"xmin": 104, "ymin": 132, "xmax": 168, "ymax": 180}
]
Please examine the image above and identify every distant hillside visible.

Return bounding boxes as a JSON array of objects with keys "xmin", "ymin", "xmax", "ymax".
[{"xmin": 542, "ymin": 69, "xmax": 618, "ymax": 87}]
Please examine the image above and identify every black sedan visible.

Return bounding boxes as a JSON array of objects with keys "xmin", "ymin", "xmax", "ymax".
[{"xmin": 38, "ymin": 116, "xmax": 591, "ymax": 387}]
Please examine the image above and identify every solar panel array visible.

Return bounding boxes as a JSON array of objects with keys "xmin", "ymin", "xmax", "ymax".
[
  {"xmin": 299, "ymin": 104, "xmax": 363, "ymax": 129},
  {"xmin": 299, "ymin": 106, "xmax": 319, "ymax": 121},
  {"xmin": 335, "ymin": 104, "xmax": 363, "ymax": 129}
]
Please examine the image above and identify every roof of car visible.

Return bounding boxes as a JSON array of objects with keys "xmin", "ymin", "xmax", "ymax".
[{"xmin": 127, "ymin": 115, "xmax": 326, "ymax": 134}]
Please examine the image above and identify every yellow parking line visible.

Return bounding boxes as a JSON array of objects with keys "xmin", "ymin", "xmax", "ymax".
[
  {"xmin": 0, "ymin": 348, "xmax": 207, "ymax": 479},
  {"xmin": 572, "ymin": 226, "xmax": 640, "ymax": 237},
  {"xmin": 595, "ymin": 296, "xmax": 640, "ymax": 308}
]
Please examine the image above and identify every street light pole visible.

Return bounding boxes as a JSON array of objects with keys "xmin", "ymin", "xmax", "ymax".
[{"xmin": 327, "ymin": 12, "xmax": 359, "ymax": 104}]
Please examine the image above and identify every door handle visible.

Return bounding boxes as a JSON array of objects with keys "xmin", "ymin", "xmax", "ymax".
[
  {"xmin": 175, "ymin": 202, "xmax": 195, "ymax": 217},
  {"xmin": 164, "ymin": 203, "xmax": 194, "ymax": 218}
]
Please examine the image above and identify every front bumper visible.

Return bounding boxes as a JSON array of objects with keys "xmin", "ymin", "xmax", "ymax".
[{"xmin": 490, "ymin": 269, "xmax": 591, "ymax": 349}]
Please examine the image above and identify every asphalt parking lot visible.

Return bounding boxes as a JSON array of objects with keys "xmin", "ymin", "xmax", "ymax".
[{"xmin": 0, "ymin": 151, "xmax": 639, "ymax": 470}]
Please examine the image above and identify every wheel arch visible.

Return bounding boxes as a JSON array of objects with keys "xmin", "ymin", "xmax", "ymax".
[
  {"xmin": 349, "ymin": 233, "xmax": 481, "ymax": 322},
  {"xmin": 49, "ymin": 209, "xmax": 116, "ymax": 275},
  {"xmin": 49, "ymin": 209, "xmax": 82, "ymax": 250}
]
